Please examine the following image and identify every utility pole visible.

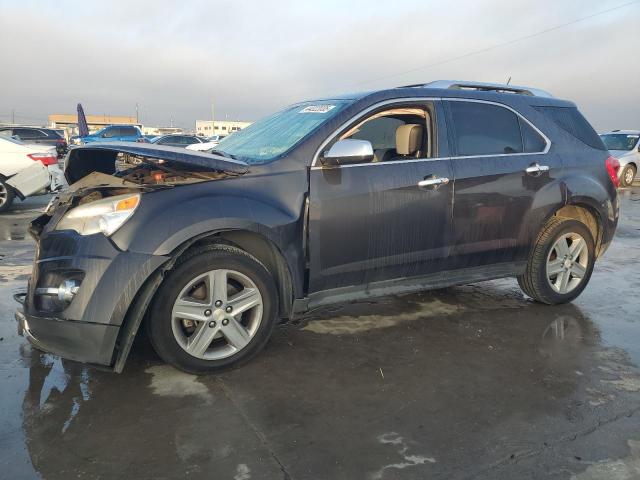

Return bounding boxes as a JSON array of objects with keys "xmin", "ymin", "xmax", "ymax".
[
  {"xmin": 211, "ymin": 101, "xmax": 215, "ymax": 136},
  {"xmin": 135, "ymin": 103, "xmax": 139, "ymax": 124},
  {"xmin": 11, "ymin": 109, "xmax": 15, "ymax": 124}
]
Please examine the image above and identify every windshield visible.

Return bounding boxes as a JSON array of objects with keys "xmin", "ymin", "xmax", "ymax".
[
  {"xmin": 215, "ymin": 100, "xmax": 353, "ymax": 164},
  {"xmin": 600, "ymin": 133, "xmax": 639, "ymax": 151}
]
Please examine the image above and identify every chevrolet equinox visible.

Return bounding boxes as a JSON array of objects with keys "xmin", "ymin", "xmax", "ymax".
[{"xmin": 15, "ymin": 80, "xmax": 620, "ymax": 374}]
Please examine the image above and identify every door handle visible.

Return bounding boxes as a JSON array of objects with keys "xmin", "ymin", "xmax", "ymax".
[
  {"xmin": 525, "ymin": 163, "xmax": 550, "ymax": 176},
  {"xmin": 418, "ymin": 177, "xmax": 450, "ymax": 189}
]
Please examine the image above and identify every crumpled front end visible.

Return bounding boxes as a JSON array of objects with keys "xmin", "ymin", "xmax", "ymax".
[
  {"xmin": 16, "ymin": 228, "xmax": 169, "ymax": 368},
  {"xmin": 16, "ymin": 142, "xmax": 248, "ymax": 370}
]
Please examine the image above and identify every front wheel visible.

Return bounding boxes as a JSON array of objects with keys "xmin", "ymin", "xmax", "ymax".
[
  {"xmin": 147, "ymin": 245, "xmax": 278, "ymax": 374},
  {"xmin": 0, "ymin": 177, "xmax": 15, "ymax": 213},
  {"xmin": 619, "ymin": 164, "xmax": 636, "ymax": 187},
  {"xmin": 518, "ymin": 217, "xmax": 595, "ymax": 305}
]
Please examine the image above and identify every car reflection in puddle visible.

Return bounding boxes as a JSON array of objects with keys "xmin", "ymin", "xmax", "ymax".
[{"xmin": 19, "ymin": 286, "xmax": 638, "ymax": 479}]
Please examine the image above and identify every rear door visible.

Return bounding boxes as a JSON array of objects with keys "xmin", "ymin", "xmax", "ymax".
[
  {"xmin": 444, "ymin": 99, "xmax": 559, "ymax": 268},
  {"xmin": 308, "ymin": 100, "xmax": 455, "ymax": 293}
]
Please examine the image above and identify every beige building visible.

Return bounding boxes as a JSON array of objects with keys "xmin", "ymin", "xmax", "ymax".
[
  {"xmin": 142, "ymin": 126, "xmax": 184, "ymax": 136},
  {"xmin": 196, "ymin": 120, "xmax": 251, "ymax": 137},
  {"xmin": 47, "ymin": 114, "xmax": 187, "ymax": 139},
  {"xmin": 48, "ymin": 114, "xmax": 141, "ymax": 138}
]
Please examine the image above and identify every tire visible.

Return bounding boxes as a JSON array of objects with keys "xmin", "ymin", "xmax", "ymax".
[
  {"xmin": 0, "ymin": 177, "xmax": 15, "ymax": 213},
  {"xmin": 517, "ymin": 217, "xmax": 595, "ymax": 305},
  {"xmin": 147, "ymin": 245, "xmax": 278, "ymax": 374},
  {"xmin": 619, "ymin": 164, "xmax": 636, "ymax": 187}
]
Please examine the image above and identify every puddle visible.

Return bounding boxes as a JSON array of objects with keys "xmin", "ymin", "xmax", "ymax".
[
  {"xmin": 572, "ymin": 439, "xmax": 640, "ymax": 479},
  {"xmin": 371, "ymin": 432, "xmax": 436, "ymax": 480},
  {"xmin": 146, "ymin": 365, "xmax": 212, "ymax": 401},
  {"xmin": 303, "ymin": 297, "xmax": 464, "ymax": 334}
]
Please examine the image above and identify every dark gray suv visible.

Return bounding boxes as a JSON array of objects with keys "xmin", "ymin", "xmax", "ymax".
[{"xmin": 15, "ymin": 80, "xmax": 620, "ymax": 374}]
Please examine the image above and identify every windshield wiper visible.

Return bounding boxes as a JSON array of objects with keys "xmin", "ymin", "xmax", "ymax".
[{"xmin": 209, "ymin": 149, "xmax": 236, "ymax": 160}]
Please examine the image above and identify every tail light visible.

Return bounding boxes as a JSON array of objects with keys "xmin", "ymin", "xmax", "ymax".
[
  {"xmin": 28, "ymin": 153, "xmax": 58, "ymax": 166},
  {"xmin": 605, "ymin": 156, "xmax": 620, "ymax": 188}
]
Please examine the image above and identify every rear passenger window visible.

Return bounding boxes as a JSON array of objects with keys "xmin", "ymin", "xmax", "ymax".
[
  {"xmin": 449, "ymin": 102, "xmax": 523, "ymax": 156},
  {"xmin": 15, "ymin": 128, "xmax": 44, "ymax": 139},
  {"xmin": 121, "ymin": 127, "xmax": 137, "ymax": 136},
  {"xmin": 519, "ymin": 118, "xmax": 547, "ymax": 153}
]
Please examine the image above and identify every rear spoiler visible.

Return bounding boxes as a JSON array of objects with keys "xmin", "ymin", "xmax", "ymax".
[{"xmin": 65, "ymin": 142, "xmax": 249, "ymax": 184}]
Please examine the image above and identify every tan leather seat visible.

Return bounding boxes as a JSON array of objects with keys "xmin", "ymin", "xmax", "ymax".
[{"xmin": 395, "ymin": 124, "xmax": 423, "ymax": 157}]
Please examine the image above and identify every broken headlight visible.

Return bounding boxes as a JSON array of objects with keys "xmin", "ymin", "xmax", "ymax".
[{"xmin": 55, "ymin": 193, "xmax": 140, "ymax": 236}]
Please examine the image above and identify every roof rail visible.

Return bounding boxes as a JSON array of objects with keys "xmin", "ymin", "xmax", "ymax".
[{"xmin": 400, "ymin": 80, "xmax": 554, "ymax": 98}]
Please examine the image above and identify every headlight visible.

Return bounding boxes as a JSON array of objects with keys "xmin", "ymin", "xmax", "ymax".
[{"xmin": 55, "ymin": 193, "xmax": 140, "ymax": 236}]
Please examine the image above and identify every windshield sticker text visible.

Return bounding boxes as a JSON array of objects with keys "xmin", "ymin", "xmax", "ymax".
[{"xmin": 299, "ymin": 105, "xmax": 336, "ymax": 114}]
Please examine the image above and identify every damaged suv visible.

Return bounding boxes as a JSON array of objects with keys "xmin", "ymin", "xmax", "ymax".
[{"xmin": 16, "ymin": 80, "xmax": 619, "ymax": 374}]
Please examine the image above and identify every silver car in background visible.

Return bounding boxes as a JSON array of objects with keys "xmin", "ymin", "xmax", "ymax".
[{"xmin": 600, "ymin": 130, "xmax": 639, "ymax": 187}]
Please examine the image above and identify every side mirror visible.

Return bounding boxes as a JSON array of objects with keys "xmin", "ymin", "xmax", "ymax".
[{"xmin": 320, "ymin": 139, "xmax": 374, "ymax": 166}]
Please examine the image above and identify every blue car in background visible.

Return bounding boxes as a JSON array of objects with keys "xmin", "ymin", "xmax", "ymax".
[{"xmin": 71, "ymin": 125, "xmax": 143, "ymax": 145}]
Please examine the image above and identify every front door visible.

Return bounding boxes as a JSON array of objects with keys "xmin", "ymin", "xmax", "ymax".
[
  {"xmin": 444, "ymin": 99, "xmax": 562, "ymax": 268},
  {"xmin": 308, "ymin": 101, "xmax": 454, "ymax": 293}
]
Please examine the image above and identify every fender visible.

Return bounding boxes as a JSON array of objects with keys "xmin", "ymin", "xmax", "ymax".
[
  {"xmin": 557, "ymin": 172, "xmax": 617, "ymax": 228},
  {"xmin": 111, "ymin": 183, "xmax": 307, "ymax": 296},
  {"xmin": 520, "ymin": 172, "xmax": 617, "ymax": 253}
]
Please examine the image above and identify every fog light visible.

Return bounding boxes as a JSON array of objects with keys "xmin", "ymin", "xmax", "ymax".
[{"xmin": 58, "ymin": 279, "xmax": 80, "ymax": 302}]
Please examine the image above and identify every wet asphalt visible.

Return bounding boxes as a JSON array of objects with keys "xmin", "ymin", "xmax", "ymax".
[{"xmin": 1, "ymin": 187, "xmax": 640, "ymax": 480}]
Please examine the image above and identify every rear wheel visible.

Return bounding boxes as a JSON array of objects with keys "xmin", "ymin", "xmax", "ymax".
[
  {"xmin": 518, "ymin": 217, "xmax": 595, "ymax": 305},
  {"xmin": 619, "ymin": 164, "xmax": 636, "ymax": 187},
  {"xmin": 0, "ymin": 178, "xmax": 15, "ymax": 213},
  {"xmin": 148, "ymin": 245, "xmax": 278, "ymax": 374}
]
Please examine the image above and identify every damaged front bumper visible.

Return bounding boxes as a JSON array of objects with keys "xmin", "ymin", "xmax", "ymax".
[
  {"xmin": 15, "ymin": 228, "xmax": 169, "ymax": 370},
  {"xmin": 15, "ymin": 308, "xmax": 121, "ymax": 367}
]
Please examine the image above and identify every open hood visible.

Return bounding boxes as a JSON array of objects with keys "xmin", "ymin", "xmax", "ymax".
[{"xmin": 65, "ymin": 142, "xmax": 249, "ymax": 184}]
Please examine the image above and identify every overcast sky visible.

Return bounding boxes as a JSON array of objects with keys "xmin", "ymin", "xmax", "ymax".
[{"xmin": 0, "ymin": 0, "xmax": 638, "ymax": 130}]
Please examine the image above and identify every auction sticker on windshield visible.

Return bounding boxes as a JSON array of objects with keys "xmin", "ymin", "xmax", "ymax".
[{"xmin": 299, "ymin": 105, "xmax": 336, "ymax": 114}]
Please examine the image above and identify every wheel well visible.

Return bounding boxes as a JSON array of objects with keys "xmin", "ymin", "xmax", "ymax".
[
  {"xmin": 553, "ymin": 204, "xmax": 603, "ymax": 256},
  {"xmin": 174, "ymin": 230, "xmax": 294, "ymax": 319}
]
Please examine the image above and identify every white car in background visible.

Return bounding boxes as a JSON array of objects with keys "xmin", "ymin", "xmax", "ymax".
[
  {"xmin": 0, "ymin": 136, "xmax": 64, "ymax": 213},
  {"xmin": 186, "ymin": 134, "xmax": 227, "ymax": 152},
  {"xmin": 600, "ymin": 130, "xmax": 639, "ymax": 187}
]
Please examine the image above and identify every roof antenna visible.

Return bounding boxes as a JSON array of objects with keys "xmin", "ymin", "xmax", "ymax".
[{"xmin": 506, "ymin": 76, "xmax": 512, "ymax": 85}]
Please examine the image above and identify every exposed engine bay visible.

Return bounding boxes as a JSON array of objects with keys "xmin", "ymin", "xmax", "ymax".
[{"xmin": 29, "ymin": 144, "xmax": 249, "ymax": 238}]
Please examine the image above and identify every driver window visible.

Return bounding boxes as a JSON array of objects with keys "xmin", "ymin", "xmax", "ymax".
[{"xmin": 341, "ymin": 107, "xmax": 431, "ymax": 163}]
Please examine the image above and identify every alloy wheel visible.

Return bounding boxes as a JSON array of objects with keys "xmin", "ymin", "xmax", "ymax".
[
  {"xmin": 0, "ymin": 182, "xmax": 7, "ymax": 207},
  {"xmin": 545, "ymin": 232, "xmax": 589, "ymax": 294},
  {"xmin": 625, "ymin": 168, "xmax": 634, "ymax": 186},
  {"xmin": 170, "ymin": 269, "xmax": 263, "ymax": 360}
]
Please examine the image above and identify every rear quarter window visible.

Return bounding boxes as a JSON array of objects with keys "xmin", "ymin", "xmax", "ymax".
[{"xmin": 534, "ymin": 106, "xmax": 605, "ymax": 150}]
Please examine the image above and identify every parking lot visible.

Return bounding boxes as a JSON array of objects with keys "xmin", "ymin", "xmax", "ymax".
[{"xmin": 0, "ymin": 185, "xmax": 636, "ymax": 479}]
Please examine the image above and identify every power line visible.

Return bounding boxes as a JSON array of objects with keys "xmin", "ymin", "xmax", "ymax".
[{"xmin": 327, "ymin": 0, "xmax": 640, "ymax": 93}]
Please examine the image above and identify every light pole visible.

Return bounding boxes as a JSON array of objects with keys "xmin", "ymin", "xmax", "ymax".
[{"xmin": 211, "ymin": 101, "xmax": 215, "ymax": 136}]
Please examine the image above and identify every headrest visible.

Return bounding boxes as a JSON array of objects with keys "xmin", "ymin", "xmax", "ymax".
[{"xmin": 396, "ymin": 124, "xmax": 423, "ymax": 155}]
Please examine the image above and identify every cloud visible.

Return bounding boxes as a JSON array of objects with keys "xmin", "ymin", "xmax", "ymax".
[{"xmin": 0, "ymin": 0, "xmax": 638, "ymax": 130}]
